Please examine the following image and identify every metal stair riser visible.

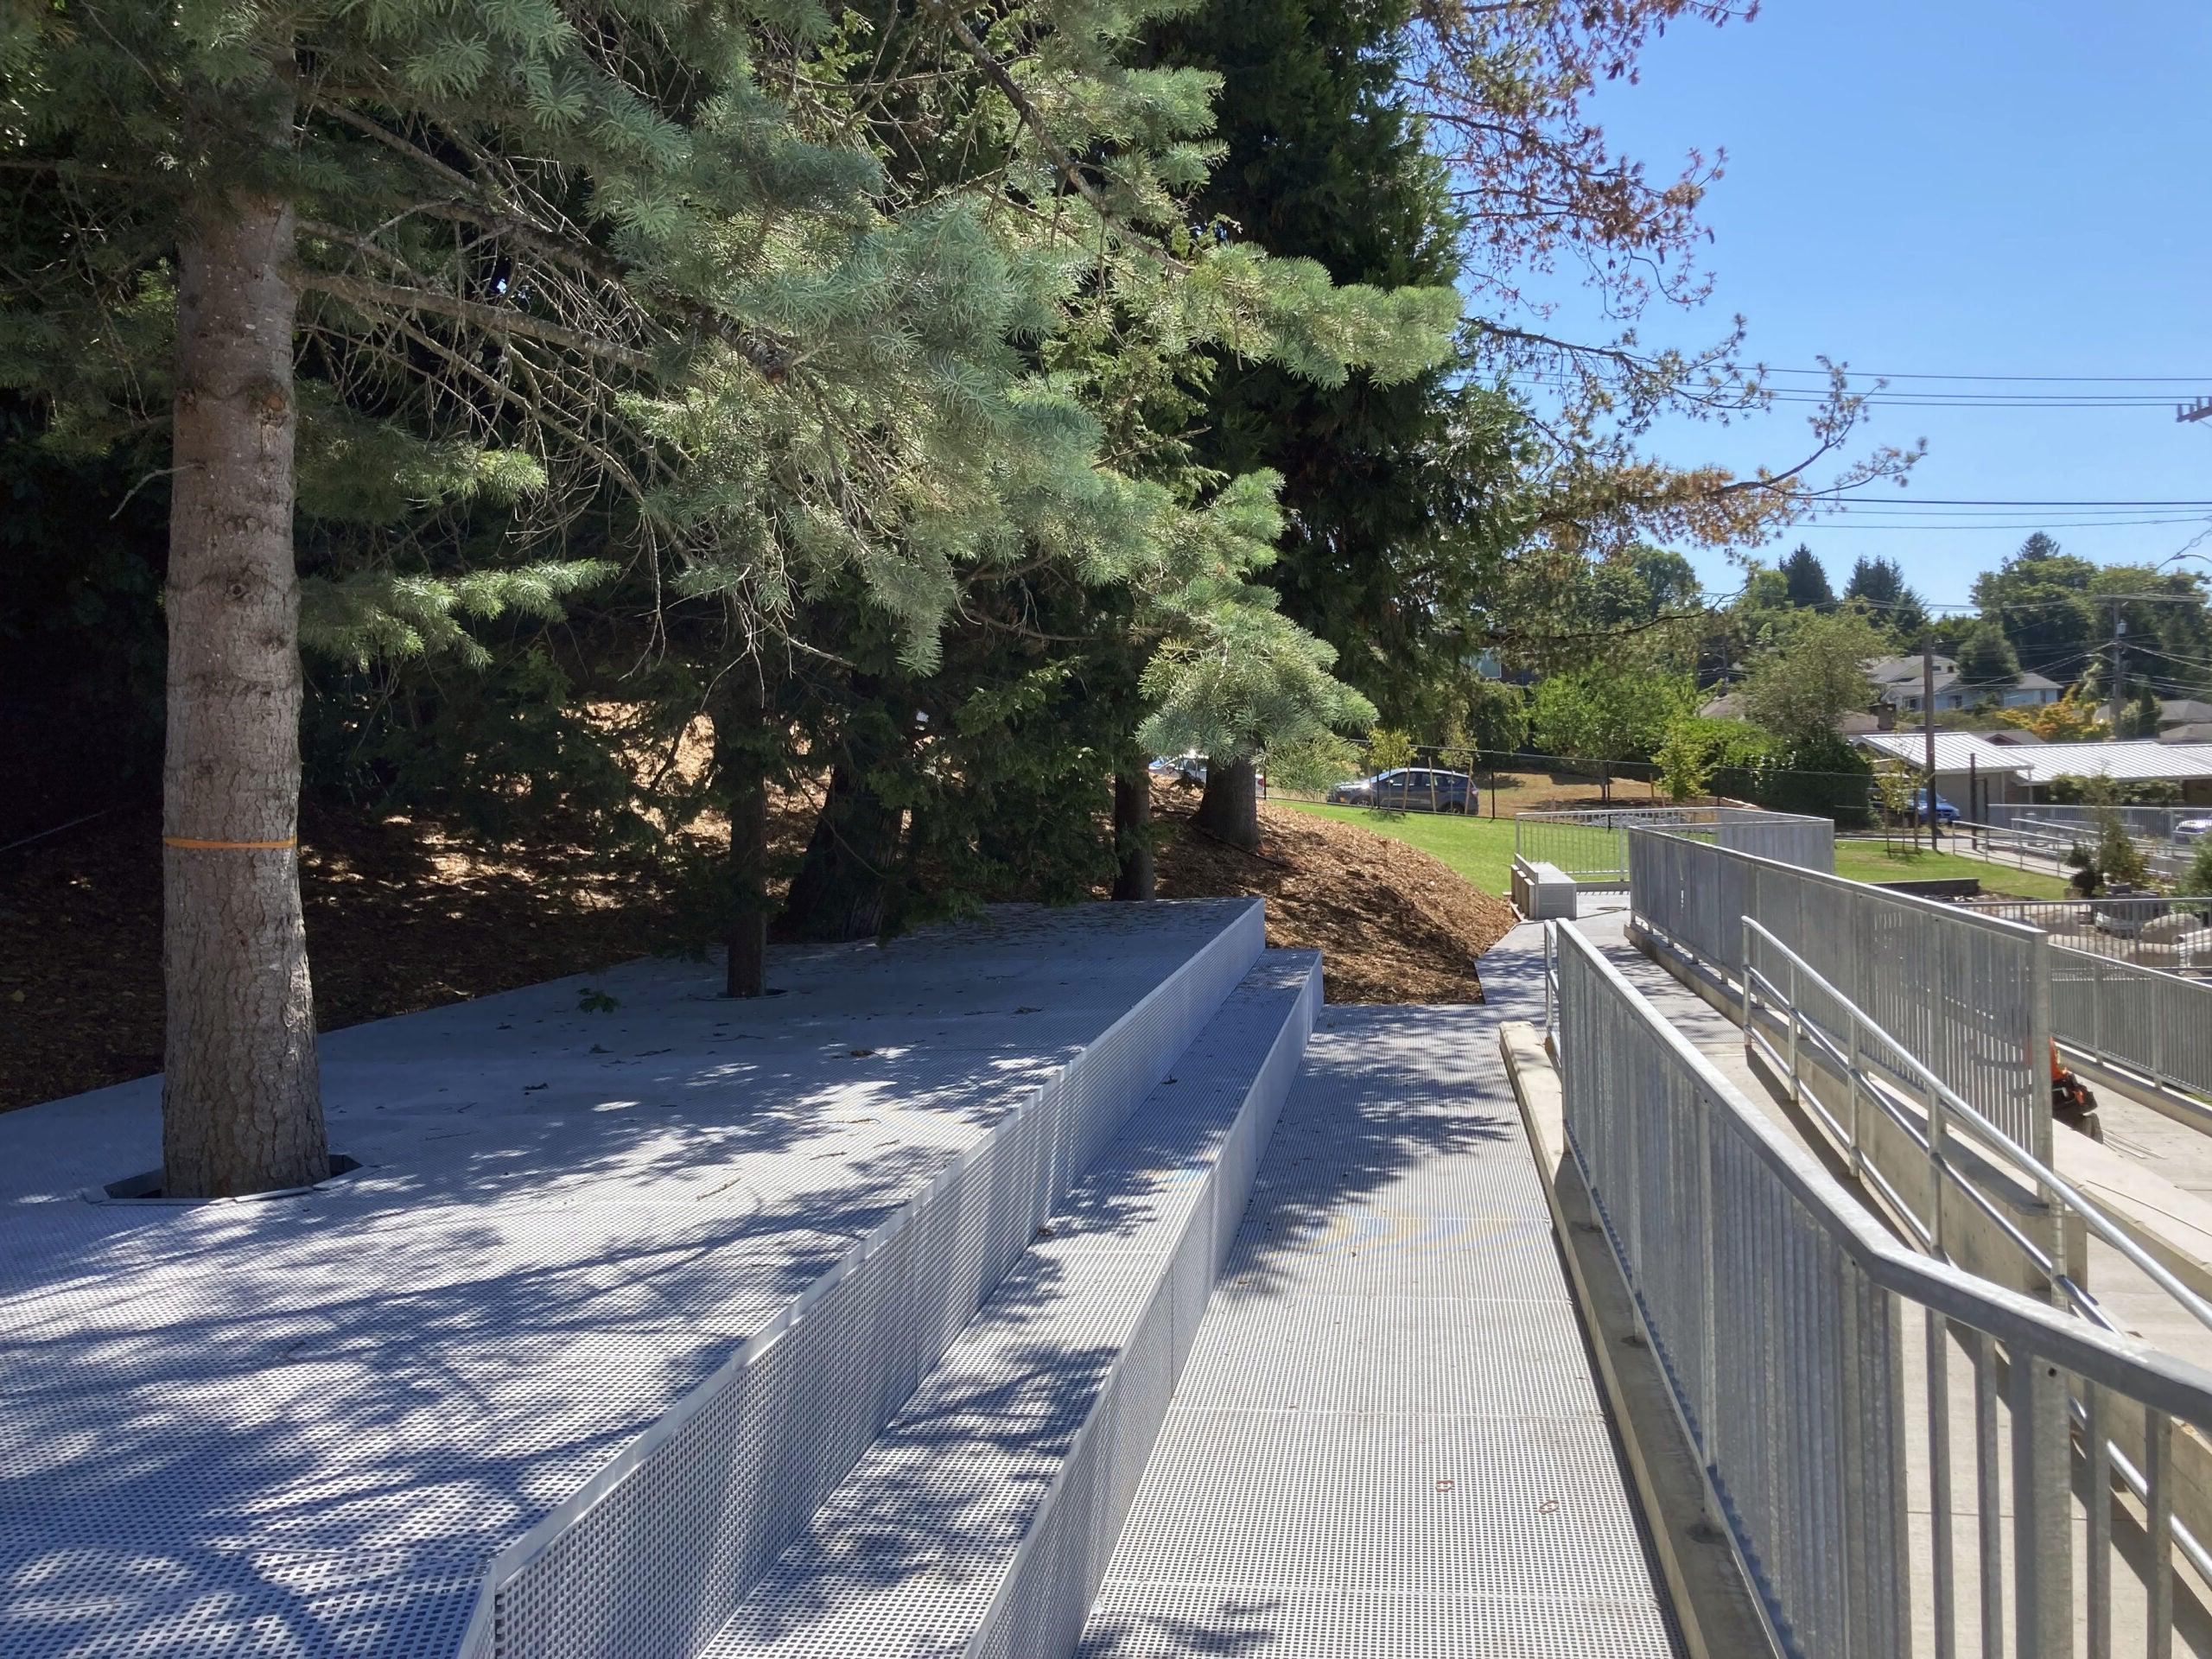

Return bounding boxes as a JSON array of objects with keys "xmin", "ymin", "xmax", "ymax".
[
  {"xmin": 970, "ymin": 959, "xmax": 1319, "ymax": 1659},
  {"xmin": 473, "ymin": 905, "xmax": 1267, "ymax": 1659}
]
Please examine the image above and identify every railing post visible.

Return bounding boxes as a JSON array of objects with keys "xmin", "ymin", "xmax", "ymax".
[
  {"xmin": 1846, "ymin": 1011, "xmax": 1864, "ymax": 1181},
  {"xmin": 2009, "ymin": 1346, "xmax": 2074, "ymax": 1658},
  {"xmin": 1925, "ymin": 1072, "xmax": 1947, "ymax": 1261},
  {"xmin": 1786, "ymin": 955, "xmax": 1801, "ymax": 1102},
  {"xmin": 1740, "ymin": 917, "xmax": 1754, "ymax": 1049},
  {"xmin": 1694, "ymin": 1073, "xmax": 1722, "ymax": 1534}
]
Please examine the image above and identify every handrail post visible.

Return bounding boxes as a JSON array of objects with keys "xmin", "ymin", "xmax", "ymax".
[
  {"xmin": 1740, "ymin": 916, "xmax": 1756, "ymax": 1052},
  {"xmin": 1925, "ymin": 1071, "xmax": 1947, "ymax": 1262},
  {"xmin": 1786, "ymin": 955, "xmax": 1801, "ymax": 1102},
  {"xmin": 1846, "ymin": 1010, "xmax": 1864, "ymax": 1182},
  {"xmin": 2010, "ymin": 1343, "xmax": 2075, "ymax": 1658}
]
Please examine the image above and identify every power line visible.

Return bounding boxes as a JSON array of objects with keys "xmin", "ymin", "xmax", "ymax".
[{"xmin": 1748, "ymin": 368, "xmax": 2212, "ymax": 385}]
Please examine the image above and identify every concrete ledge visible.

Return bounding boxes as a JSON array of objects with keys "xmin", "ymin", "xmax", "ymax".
[
  {"xmin": 1500, "ymin": 1020, "xmax": 1776, "ymax": 1659},
  {"xmin": 699, "ymin": 953, "xmax": 1322, "ymax": 1659}
]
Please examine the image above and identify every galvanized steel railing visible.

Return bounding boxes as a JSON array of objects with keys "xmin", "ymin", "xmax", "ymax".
[
  {"xmin": 1986, "ymin": 802, "xmax": 2206, "ymax": 843},
  {"xmin": 1552, "ymin": 920, "xmax": 2212, "ymax": 1659},
  {"xmin": 1960, "ymin": 893, "xmax": 2212, "ymax": 972},
  {"xmin": 1743, "ymin": 919, "xmax": 2212, "ymax": 1342},
  {"xmin": 1516, "ymin": 806, "xmax": 1834, "ymax": 888},
  {"xmin": 1626, "ymin": 827, "xmax": 2054, "ymax": 1161},
  {"xmin": 2050, "ymin": 948, "xmax": 2212, "ymax": 1105},
  {"xmin": 1514, "ymin": 805, "xmax": 1708, "ymax": 887}
]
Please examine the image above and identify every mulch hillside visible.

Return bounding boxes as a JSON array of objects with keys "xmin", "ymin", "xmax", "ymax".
[
  {"xmin": 1, "ymin": 782, "xmax": 1516, "ymax": 1111},
  {"xmin": 1152, "ymin": 781, "xmax": 1516, "ymax": 1004}
]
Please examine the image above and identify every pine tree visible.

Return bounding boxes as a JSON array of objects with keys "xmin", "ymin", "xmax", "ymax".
[
  {"xmin": 1141, "ymin": 0, "xmax": 1529, "ymax": 847},
  {"xmin": 1779, "ymin": 545, "xmax": 1834, "ymax": 611},
  {"xmin": 1843, "ymin": 555, "xmax": 1929, "ymax": 639},
  {"xmin": 3, "ymin": 0, "xmax": 1455, "ymax": 1182}
]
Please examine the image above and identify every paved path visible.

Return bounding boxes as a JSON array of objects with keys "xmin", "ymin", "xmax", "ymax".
[{"xmin": 1077, "ymin": 931, "xmax": 1682, "ymax": 1658}]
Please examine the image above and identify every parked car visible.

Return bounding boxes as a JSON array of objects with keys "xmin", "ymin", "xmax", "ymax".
[
  {"xmin": 2174, "ymin": 817, "xmax": 2212, "ymax": 844},
  {"xmin": 1912, "ymin": 789, "xmax": 1959, "ymax": 827},
  {"xmin": 1328, "ymin": 767, "xmax": 1472, "ymax": 813}
]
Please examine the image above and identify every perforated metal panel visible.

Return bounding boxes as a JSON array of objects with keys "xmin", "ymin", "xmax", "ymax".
[
  {"xmin": 1077, "ymin": 1001, "xmax": 1681, "ymax": 1659},
  {"xmin": 0, "ymin": 901, "xmax": 1267, "ymax": 1659},
  {"xmin": 693, "ymin": 953, "xmax": 1322, "ymax": 1659}
]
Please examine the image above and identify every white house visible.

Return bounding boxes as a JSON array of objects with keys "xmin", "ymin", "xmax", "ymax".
[{"xmin": 1866, "ymin": 653, "xmax": 2063, "ymax": 715}]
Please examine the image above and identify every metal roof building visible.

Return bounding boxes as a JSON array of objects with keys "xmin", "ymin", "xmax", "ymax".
[{"xmin": 1854, "ymin": 733, "xmax": 2212, "ymax": 807}]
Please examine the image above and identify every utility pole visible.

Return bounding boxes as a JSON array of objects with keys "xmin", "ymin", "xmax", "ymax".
[
  {"xmin": 2178, "ymin": 397, "xmax": 2212, "ymax": 425},
  {"xmin": 1923, "ymin": 648, "xmax": 1940, "ymax": 849},
  {"xmin": 2107, "ymin": 601, "xmax": 2127, "ymax": 734}
]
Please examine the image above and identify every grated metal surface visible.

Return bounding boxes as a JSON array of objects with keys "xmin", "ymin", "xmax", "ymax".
[
  {"xmin": 696, "ymin": 952, "xmax": 1320, "ymax": 1658},
  {"xmin": 1077, "ymin": 992, "xmax": 1681, "ymax": 1659},
  {"xmin": 0, "ymin": 900, "xmax": 1263, "ymax": 1659}
]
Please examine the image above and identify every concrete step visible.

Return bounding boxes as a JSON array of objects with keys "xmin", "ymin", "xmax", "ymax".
[{"xmin": 693, "ymin": 951, "xmax": 1322, "ymax": 1659}]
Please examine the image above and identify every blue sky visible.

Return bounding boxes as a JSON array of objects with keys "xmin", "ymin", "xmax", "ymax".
[{"xmin": 1501, "ymin": 0, "xmax": 2212, "ymax": 610}]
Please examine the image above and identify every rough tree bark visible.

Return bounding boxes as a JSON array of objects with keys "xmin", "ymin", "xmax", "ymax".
[
  {"xmin": 782, "ymin": 764, "xmax": 901, "ymax": 942},
  {"xmin": 712, "ymin": 675, "xmax": 771, "ymax": 996},
  {"xmin": 160, "ymin": 185, "xmax": 328, "ymax": 1198},
  {"xmin": 1110, "ymin": 770, "xmax": 1154, "ymax": 900},
  {"xmin": 1191, "ymin": 754, "xmax": 1260, "ymax": 852}
]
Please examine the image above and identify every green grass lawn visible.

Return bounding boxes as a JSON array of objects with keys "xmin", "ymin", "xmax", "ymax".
[
  {"xmin": 1277, "ymin": 800, "xmax": 2083, "ymax": 903},
  {"xmin": 1830, "ymin": 840, "xmax": 2076, "ymax": 900},
  {"xmin": 1274, "ymin": 800, "xmax": 1519, "ymax": 893}
]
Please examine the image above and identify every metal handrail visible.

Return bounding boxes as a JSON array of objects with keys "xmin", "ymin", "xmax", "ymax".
[
  {"xmin": 1551, "ymin": 919, "xmax": 2212, "ymax": 1656},
  {"xmin": 1739, "ymin": 915, "xmax": 2212, "ymax": 1604},
  {"xmin": 1741, "ymin": 917, "xmax": 2212, "ymax": 1340}
]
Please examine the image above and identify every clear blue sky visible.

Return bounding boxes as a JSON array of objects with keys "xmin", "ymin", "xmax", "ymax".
[{"xmin": 1502, "ymin": 0, "xmax": 2212, "ymax": 610}]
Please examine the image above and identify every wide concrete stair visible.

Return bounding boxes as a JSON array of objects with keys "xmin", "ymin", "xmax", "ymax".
[{"xmin": 464, "ymin": 905, "xmax": 1319, "ymax": 1659}]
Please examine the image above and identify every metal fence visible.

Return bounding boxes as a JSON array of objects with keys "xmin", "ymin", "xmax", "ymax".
[
  {"xmin": 1959, "ymin": 894, "xmax": 2212, "ymax": 971},
  {"xmin": 1985, "ymin": 802, "xmax": 2207, "ymax": 842},
  {"xmin": 2049, "ymin": 948, "xmax": 2212, "ymax": 1103},
  {"xmin": 1627, "ymin": 828, "xmax": 2053, "ymax": 1160},
  {"xmin": 1515, "ymin": 806, "xmax": 1834, "ymax": 888},
  {"xmin": 1552, "ymin": 920, "xmax": 2212, "ymax": 1659}
]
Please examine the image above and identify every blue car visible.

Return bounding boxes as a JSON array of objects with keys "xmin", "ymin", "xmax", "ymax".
[{"xmin": 1913, "ymin": 789, "xmax": 1959, "ymax": 826}]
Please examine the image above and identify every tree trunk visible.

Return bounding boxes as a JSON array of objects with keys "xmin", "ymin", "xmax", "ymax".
[
  {"xmin": 1111, "ymin": 771, "xmax": 1154, "ymax": 900},
  {"xmin": 783, "ymin": 764, "xmax": 901, "ymax": 942},
  {"xmin": 1192, "ymin": 755, "xmax": 1261, "ymax": 852},
  {"xmin": 161, "ymin": 187, "xmax": 327, "ymax": 1199},
  {"xmin": 713, "ymin": 676, "xmax": 771, "ymax": 997}
]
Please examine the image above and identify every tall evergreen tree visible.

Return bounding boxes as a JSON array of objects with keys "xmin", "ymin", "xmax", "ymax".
[
  {"xmin": 1843, "ymin": 554, "xmax": 1929, "ymax": 639},
  {"xmin": 1972, "ymin": 532, "xmax": 2100, "ymax": 680},
  {"xmin": 1779, "ymin": 544, "xmax": 1834, "ymax": 611},
  {"xmin": 1148, "ymin": 0, "xmax": 1529, "ymax": 845},
  {"xmin": 3, "ymin": 0, "xmax": 1453, "ymax": 1186}
]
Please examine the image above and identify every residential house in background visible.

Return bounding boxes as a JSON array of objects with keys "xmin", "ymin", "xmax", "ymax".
[{"xmin": 1866, "ymin": 652, "xmax": 2063, "ymax": 716}]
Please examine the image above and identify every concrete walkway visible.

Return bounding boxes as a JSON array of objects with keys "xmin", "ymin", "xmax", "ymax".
[{"xmin": 1077, "ymin": 932, "xmax": 1682, "ymax": 1658}]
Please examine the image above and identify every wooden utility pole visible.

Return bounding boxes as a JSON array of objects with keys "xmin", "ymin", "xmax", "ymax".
[
  {"xmin": 1923, "ymin": 650, "xmax": 1941, "ymax": 849},
  {"xmin": 2177, "ymin": 397, "xmax": 2212, "ymax": 425},
  {"xmin": 2107, "ymin": 601, "xmax": 2128, "ymax": 733}
]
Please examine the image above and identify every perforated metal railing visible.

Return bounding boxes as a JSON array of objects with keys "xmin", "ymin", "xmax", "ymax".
[
  {"xmin": 1514, "ymin": 806, "xmax": 1833, "ymax": 888},
  {"xmin": 1515, "ymin": 806, "xmax": 1706, "ymax": 886},
  {"xmin": 1960, "ymin": 893, "xmax": 2212, "ymax": 970},
  {"xmin": 1552, "ymin": 920, "xmax": 2212, "ymax": 1659},
  {"xmin": 1627, "ymin": 825, "xmax": 2053, "ymax": 1162},
  {"xmin": 2047, "ymin": 948, "xmax": 2212, "ymax": 1106}
]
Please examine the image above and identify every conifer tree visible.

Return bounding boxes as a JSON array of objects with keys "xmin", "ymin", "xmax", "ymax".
[{"xmin": 3, "ymin": 0, "xmax": 1457, "ymax": 1177}]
